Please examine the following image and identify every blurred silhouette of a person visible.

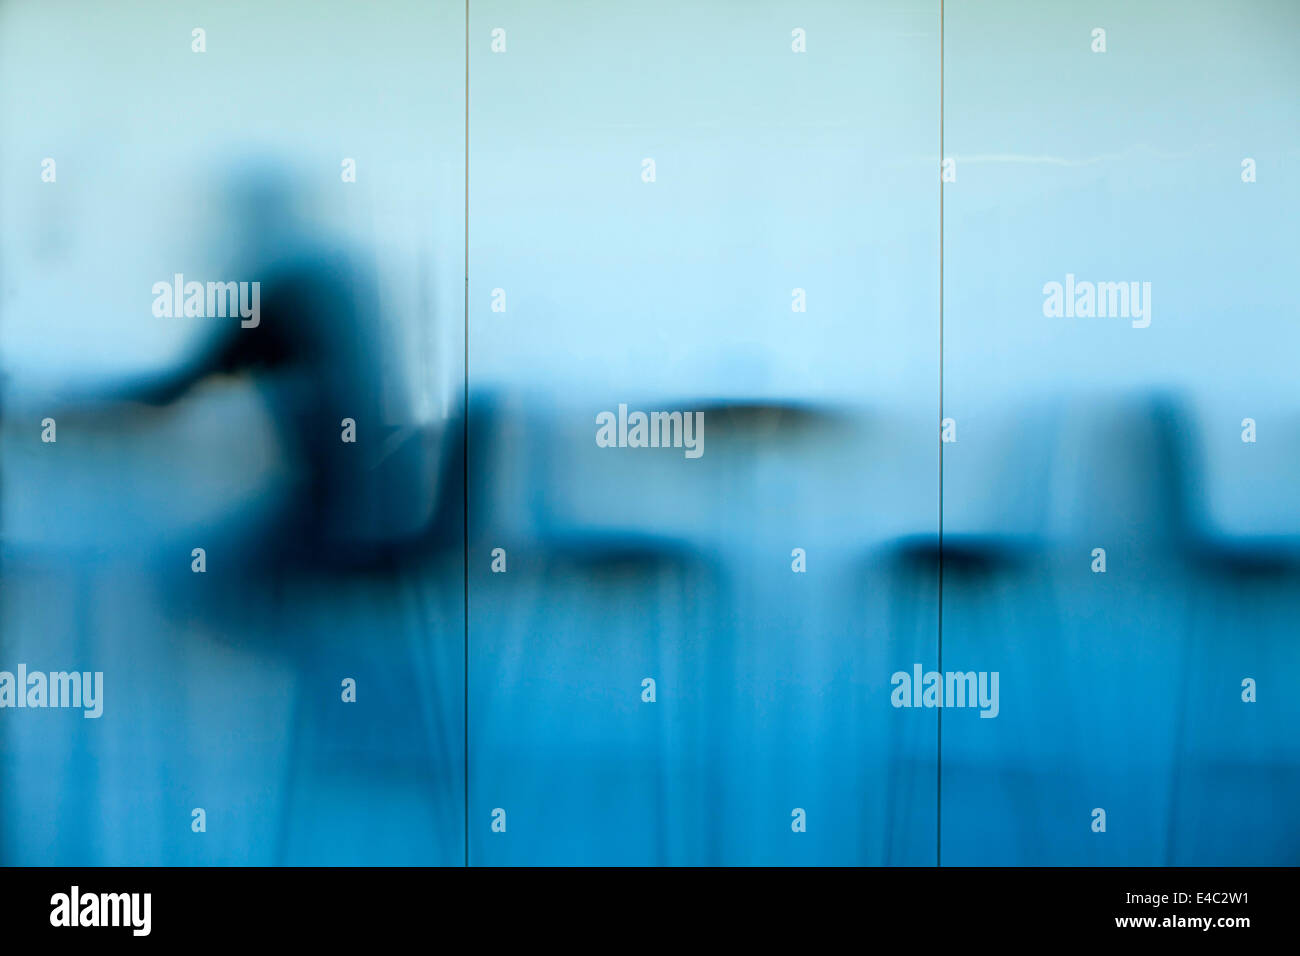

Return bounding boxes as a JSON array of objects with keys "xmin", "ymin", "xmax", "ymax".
[{"xmin": 128, "ymin": 162, "xmax": 405, "ymax": 568}]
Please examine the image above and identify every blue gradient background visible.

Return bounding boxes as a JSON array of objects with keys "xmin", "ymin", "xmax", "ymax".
[{"xmin": 1, "ymin": 0, "xmax": 1297, "ymax": 865}]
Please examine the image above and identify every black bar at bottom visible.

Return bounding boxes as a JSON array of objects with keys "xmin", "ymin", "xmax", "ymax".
[{"xmin": 0, "ymin": 866, "xmax": 1285, "ymax": 942}]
